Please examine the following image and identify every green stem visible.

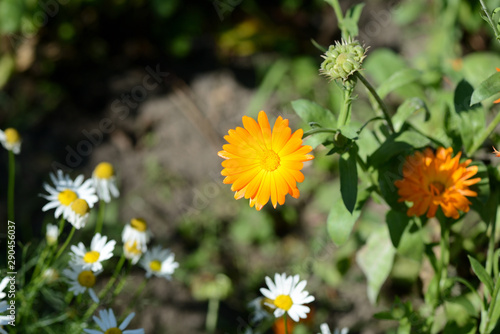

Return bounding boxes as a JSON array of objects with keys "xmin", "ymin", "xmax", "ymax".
[
  {"xmin": 487, "ymin": 211, "xmax": 498, "ymax": 275},
  {"xmin": 54, "ymin": 226, "xmax": 76, "ymax": 260},
  {"xmin": 120, "ymin": 278, "xmax": 148, "ymax": 320},
  {"xmin": 7, "ymin": 150, "xmax": 15, "ymax": 222},
  {"xmin": 57, "ymin": 215, "xmax": 65, "ymax": 237},
  {"xmin": 485, "ymin": 274, "xmax": 500, "ymax": 333},
  {"xmin": 337, "ymin": 88, "xmax": 353, "ymax": 128},
  {"xmin": 99, "ymin": 253, "xmax": 126, "ymax": 300},
  {"xmin": 95, "ymin": 200, "xmax": 106, "ymax": 235},
  {"xmin": 112, "ymin": 260, "xmax": 132, "ymax": 297},
  {"xmin": 284, "ymin": 314, "xmax": 289, "ymax": 334},
  {"xmin": 468, "ymin": 110, "xmax": 500, "ymax": 155},
  {"xmin": 354, "ymin": 72, "xmax": 395, "ymax": 133},
  {"xmin": 438, "ymin": 219, "xmax": 450, "ymax": 304},
  {"xmin": 302, "ymin": 128, "xmax": 337, "ymax": 138},
  {"xmin": 479, "ymin": 0, "xmax": 500, "ymax": 40},
  {"xmin": 206, "ymin": 298, "xmax": 220, "ymax": 333},
  {"xmin": 329, "ymin": 0, "xmax": 347, "ymax": 38}
]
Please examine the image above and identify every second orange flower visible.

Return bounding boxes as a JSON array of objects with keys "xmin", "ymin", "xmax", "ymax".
[{"xmin": 218, "ymin": 111, "xmax": 314, "ymax": 211}]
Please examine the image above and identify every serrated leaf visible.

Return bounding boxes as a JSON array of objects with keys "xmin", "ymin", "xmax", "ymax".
[
  {"xmin": 471, "ymin": 72, "xmax": 500, "ymax": 105},
  {"xmin": 339, "ymin": 146, "xmax": 358, "ymax": 213},
  {"xmin": 468, "ymin": 255, "xmax": 494, "ymax": 297},
  {"xmin": 356, "ymin": 225, "xmax": 396, "ymax": 304},
  {"xmin": 291, "ymin": 99, "xmax": 336, "ymax": 149},
  {"xmin": 392, "ymin": 97, "xmax": 429, "ymax": 132},
  {"xmin": 377, "ymin": 69, "xmax": 421, "ymax": 99}
]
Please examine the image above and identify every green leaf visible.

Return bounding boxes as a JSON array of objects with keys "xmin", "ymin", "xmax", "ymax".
[
  {"xmin": 462, "ymin": 53, "xmax": 500, "ymax": 88},
  {"xmin": 327, "ymin": 184, "xmax": 362, "ymax": 246},
  {"xmin": 392, "ymin": 97, "xmax": 429, "ymax": 132},
  {"xmin": 453, "ymin": 80, "xmax": 485, "ymax": 153},
  {"xmin": 377, "ymin": 69, "xmax": 421, "ymax": 99},
  {"xmin": 386, "ymin": 211, "xmax": 424, "ymax": 262},
  {"xmin": 342, "ymin": 3, "xmax": 365, "ymax": 38},
  {"xmin": 0, "ymin": 0, "xmax": 23, "ymax": 34},
  {"xmin": 291, "ymin": 99, "xmax": 336, "ymax": 149},
  {"xmin": 471, "ymin": 72, "xmax": 500, "ymax": 105},
  {"xmin": 386, "ymin": 210, "xmax": 409, "ymax": 248},
  {"xmin": 310, "ymin": 38, "xmax": 327, "ymax": 52},
  {"xmin": 356, "ymin": 225, "xmax": 396, "ymax": 304},
  {"xmin": 468, "ymin": 255, "xmax": 494, "ymax": 297},
  {"xmin": 339, "ymin": 146, "xmax": 358, "ymax": 213},
  {"xmin": 487, "ymin": 279, "xmax": 500, "ymax": 333}
]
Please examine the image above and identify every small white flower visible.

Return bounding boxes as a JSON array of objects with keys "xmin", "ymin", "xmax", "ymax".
[
  {"xmin": 259, "ymin": 273, "xmax": 315, "ymax": 322},
  {"xmin": 84, "ymin": 308, "xmax": 144, "ymax": 334},
  {"xmin": 318, "ymin": 323, "xmax": 349, "ymax": 334},
  {"xmin": 70, "ymin": 233, "xmax": 116, "ymax": 272},
  {"xmin": 63, "ymin": 264, "xmax": 101, "ymax": 303},
  {"xmin": 140, "ymin": 245, "xmax": 179, "ymax": 279},
  {"xmin": 40, "ymin": 170, "xmax": 98, "ymax": 219},
  {"xmin": 123, "ymin": 240, "xmax": 143, "ymax": 265},
  {"xmin": 65, "ymin": 198, "xmax": 91, "ymax": 229},
  {"xmin": 122, "ymin": 218, "xmax": 152, "ymax": 253},
  {"xmin": 45, "ymin": 223, "xmax": 59, "ymax": 245},
  {"xmin": 92, "ymin": 162, "xmax": 120, "ymax": 203},
  {"xmin": 248, "ymin": 297, "xmax": 273, "ymax": 324},
  {"xmin": 42, "ymin": 268, "xmax": 59, "ymax": 284},
  {"xmin": 0, "ymin": 277, "xmax": 9, "ymax": 300},
  {"xmin": 0, "ymin": 128, "xmax": 21, "ymax": 154}
]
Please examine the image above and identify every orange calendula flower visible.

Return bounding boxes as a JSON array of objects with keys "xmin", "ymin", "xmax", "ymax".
[
  {"xmin": 218, "ymin": 110, "xmax": 314, "ymax": 210},
  {"xmin": 496, "ymin": 68, "xmax": 500, "ymax": 104},
  {"xmin": 394, "ymin": 147, "xmax": 481, "ymax": 219}
]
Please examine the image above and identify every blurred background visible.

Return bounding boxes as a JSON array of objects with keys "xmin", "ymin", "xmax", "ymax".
[{"xmin": 0, "ymin": 0, "xmax": 499, "ymax": 333}]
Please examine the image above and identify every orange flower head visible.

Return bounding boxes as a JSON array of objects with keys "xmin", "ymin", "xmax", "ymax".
[
  {"xmin": 218, "ymin": 111, "xmax": 314, "ymax": 211},
  {"xmin": 394, "ymin": 147, "xmax": 481, "ymax": 219}
]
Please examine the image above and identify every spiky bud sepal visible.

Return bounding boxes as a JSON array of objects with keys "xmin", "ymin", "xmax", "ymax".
[{"xmin": 320, "ymin": 38, "xmax": 367, "ymax": 82}]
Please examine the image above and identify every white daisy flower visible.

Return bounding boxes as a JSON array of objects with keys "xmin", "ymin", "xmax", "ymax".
[
  {"xmin": 259, "ymin": 273, "xmax": 315, "ymax": 322},
  {"xmin": 248, "ymin": 297, "xmax": 273, "ymax": 324},
  {"xmin": 70, "ymin": 233, "xmax": 116, "ymax": 272},
  {"xmin": 65, "ymin": 198, "xmax": 91, "ymax": 229},
  {"xmin": 0, "ymin": 277, "xmax": 9, "ymax": 299},
  {"xmin": 84, "ymin": 308, "xmax": 144, "ymax": 334},
  {"xmin": 45, "ymin": 223, "xmax": 59, "ymax": 245},
  {"xmin": 140, "ymin": 245, "xmax": 179, "ymax": 279},
  {"xmin": 122, "ymin": 218, "xmax": 152, "ymax": 253},
  {"xmin": 92, "ymin": 162, "xmax": 120, "ymax": 203},
  {"xmin": 318, "ymin": 323, "xmax": 349, "ymax": 334},
  {"xmin": 40, "ymin": 170, "xmax": 98, "ymax": 219},
  {"xmin": 0, "ymin": 300, "xmax": 10, "ymax": 332},
  {"xmin": 0, "ymin": 128, "xmax": 21, "ymax": 154},
  {"xmin": 123, "ymin": 240, "xmax": 143, "ymax": 265},
  {"xmin": 63, "ymin": 264, "xmax": 101, "ymax": 303}
]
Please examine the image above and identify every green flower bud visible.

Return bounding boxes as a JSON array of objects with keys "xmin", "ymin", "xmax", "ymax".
[{"xmin": 320, "ymin": 38, "xmax": 367, "ymax": 82}]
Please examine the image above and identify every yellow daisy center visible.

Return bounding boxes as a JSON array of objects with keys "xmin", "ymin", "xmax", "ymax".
[
  {"xmin": 94, "ymin": 162, "xmax": 114, "ymax": 179},
  {"xmin": 130, "ymin": 218, "xmax": 147, "ymax": 232},
  {"xmin": 149, "ymin": 260, "xmax": 162, "ymax": 272},
  {"xmin": 274, "ymin": 294, "xmax": 293, "ymax": 311},
  {"xmin": 77, "ymin": 270, "xmax": 96, "ymax": 288},
  {"xmin": 70, "ymin": 199, "xmax": 89, "ymax": 215},
  {"xmin": 124, "ymin": 241, "xmax": 142, "ymax": 255},
  {"xmin": 261, "ymin": 150, "xmax": 281, "ymax": 171},
  {"xmin": 428, "ymin": 181, "xmax": 446, "ymax": 196},
  {"xmin": 104, "ymin": 328, "xmax": 122, "ymax": 334},
  {"xmin": 4, "ymin": 128, "xmax": 20, "ymax": 144},
  {"xmin": 83, "ymin": 251, "xmax": 100, "ymax": 263},
  {"xmin": 58, "ymin": 189, "xmax": 78, "ymax": 206}
]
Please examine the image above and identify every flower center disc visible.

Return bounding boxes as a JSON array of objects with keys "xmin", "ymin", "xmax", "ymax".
[
  {"xmin": 77, "ymin": 270, "xmax": 96, "ymax": 288},
  {"xmin": 83, "ymin": 251, "xmax": 100, "ymax": 263},
  {"xmin": 274, "ymin": 294, "xmax": 293, "ymax": 311},
  {"xmin": 71, "ymin": 199, "xmax": 89, "ymax": 215},
  {"xmin": 58, "ymin": 189, "xmax": 78, "ymax": 206},
  {"xmin": 429, "ymin": 181, "xmax": 446, "ymax": 196},
  {"xmin": 5, "ymin": 128, "xmax": 20, "ymax": 144},
  {"xmin": 104, "ymin": 328, "xmax": 122, "ymax": 334},
  {"xmin": 150, "ymin": 259, "xmax": 162, "ymax": 272},
  {"xmin": 262, "ymin": 150, "xmax": 280, "ymax": 171},
  {"xmin": 124, "ymin": 241, "xmax": 142, "ymax": 255},
  {"xmin": 130, "ymin": 218, "xmax": 147, "ymax": 232},
  {"xmin": 94, "ymin": 162, "xmax": 114, "ymax": 179}
]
